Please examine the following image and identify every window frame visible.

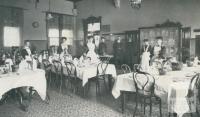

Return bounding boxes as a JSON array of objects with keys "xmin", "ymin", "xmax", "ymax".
[{"xmin": 46, "ymin": 12, "xmax": 74, "ymax": 48}]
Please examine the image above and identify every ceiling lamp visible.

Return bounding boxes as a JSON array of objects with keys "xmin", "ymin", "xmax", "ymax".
[
  {"xmin": 47, "ymin": 13, "xmax": 53, "ymax": 20},
  {"xmin": 129, "ymin": 0, "xmax": 142, "ymax": 9},
  {"xmin": 47, "ymin": 0, "xmax": 53, "ymax": 20},
  {"xmin": 114, "ymin": 0, "xmax": 120, "ymax": 8},
  {"xmin": 35, "ymin": 0, "xmax": 39, "ymax": 8}
]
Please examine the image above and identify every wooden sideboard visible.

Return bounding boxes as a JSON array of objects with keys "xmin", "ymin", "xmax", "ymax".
[{"xmin": 139, "ymin": 21, "xmax": 182, "ymax": 60}]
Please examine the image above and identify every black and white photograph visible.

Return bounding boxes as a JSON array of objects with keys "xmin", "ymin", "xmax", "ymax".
[{"xmin": 0, "ymin": 0, "xmax": 200, "ymax": 117}]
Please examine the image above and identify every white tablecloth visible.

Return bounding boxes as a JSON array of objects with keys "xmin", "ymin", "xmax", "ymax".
[
  {"xmin": 112, "ymin": 73, "xmax": 135, "ymax": 99},
  {"xmin": 50, "ymin": 63, "xmax": 117, "ymax": 87},
  {"xmin": 112, "ymin": 66, "xmax": 200, "ymax": 117},
  {"xmin": 76, "ymin": 64, "xmax": 117, "ymax": 86},
  {"xmin": 0, "ymin": 69, "xmax": 46, "ymax": 100}
]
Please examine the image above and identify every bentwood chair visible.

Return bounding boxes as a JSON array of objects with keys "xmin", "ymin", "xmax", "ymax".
[
  {"xmin": 99, "ymin": 56, "xmax": 111, "ymax": 64},
  {"xmin": 52, "ymin": 60, "xmax": 63, "ymax": 94},
  {"xmin": 120, "ymin": 64, "xmax": 132, "ymax": 113},
  {"xmin": 121, "ymin": 64, "xmax": 131, "ymax": 74},
  {"xmin": 96, "ymin": 61, "xmax": 109, "ymax": 96},
  {"xmin": 87, "ymin": 62, "xmax": 109, "ymax": 97},
  {"xmin": 133, "ymin": 72, "xmax": 162, "ymax": 117},
  {"xmin": 133, "ymin": 64, "xmax": 141, "ymax": 72},
  {"xmin": 42, "ymin": 59, "xmax": 52, "ymax": 88},
  {"xmin": 64, "ymin": 62, "xmax": 81, "ymax": 94},
  {"xmin": 184, "ymin": 73, "xmax": 200, "ymax": 117}
]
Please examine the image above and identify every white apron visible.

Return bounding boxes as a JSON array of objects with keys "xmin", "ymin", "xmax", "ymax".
[{"xmin": 140, "ymin": 45, "xmax": 150, "ymax": 72}]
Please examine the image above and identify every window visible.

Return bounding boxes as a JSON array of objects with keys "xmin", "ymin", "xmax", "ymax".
[
  {"xmin": 0, "ymin": 7, "xmax": 23, "ymax": 48},
  {"xmin": 88, "ymin": 23, "xmax": 100, "ymax": 32},
  {"xmin": 47, "ymin": 13, "xmax": 74, "ymax": 47},
  {"xmin": 48, "ymin": 28, "xmax": 59, "ymax": 46},
  {"xmin": 3, "ymin": 26, "xmax": 20, "ymax": 47}
]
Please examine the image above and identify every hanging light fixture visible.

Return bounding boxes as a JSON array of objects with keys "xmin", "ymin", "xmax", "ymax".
[
  {"xmin": 129, "ymin": 0, "xmax": 142, "ymax": 9},
  {"xmin": 47, "ymin": 13, "xmax": 53, "ymax": 20},
  {"xmin": 113, "ymin": 0, "xmax": 120, "ymax": 8},
  {"xmin": 47, "ymin": 0, "xmax": 53, "ymax": 20}
]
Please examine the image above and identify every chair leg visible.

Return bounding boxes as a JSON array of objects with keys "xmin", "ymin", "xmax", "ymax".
[
  {"xmin": 96, "ymin": 80, "xmax": 100, "ymax": 96},
  {"xmin": 144, "ymin": 98, "xmax": 146, "ymax": 115},
  {"xmin": 190, "ymin": 113, "xmax": 193, "ymax": 117},
  {"xmin": 83, "ymin": 86, "xmax": 85, "ymax": 97},
  {"xmin": 196, "ymin": 107, "xmax": 200, "ymax": 117},
  {"xmin": 159, "ymin": 100, "xmax": 162, "ymax": 117},
  {"xmin": 150, "ymin": 98, "xmax": 152, "ymax": 116},
  {"xmin": 121, "ymin": 92, "xmax": 125, "ymax": 113},
  {"xmin": 87, "ymin": 82, "xmax": 91, "ymax": 96},
  {"xmin": 103, "ymin": 78, "xmax": 108, "ymax": 92},
  {"xmin": 133, "ymin": 94, "xmax": 138, "ymax": 117},
  {"xmin": 55, "ymin": 74, "xmax": 58, "ymax": 88},
  {"xmin": 48, "ymin": 72, "xmax": 52, "ymax": 89},
  {"xmin": 140, "ymin": 98, "xmax": 143, "ymax": 111},
  {"xmin": 98, "ymin": 81, "xmax": 101, "ymax": 96},
  {"xmin": 173, "ymin": 113, "xmax": 177, "ymax": 117},
  {"xmin": 59, "ymin": 75, "xmax": 63, "ymax": 94},
  {"xmin": 121, "ymin": 92, "xmax": 124, "ymax": 113},
  {"xmin": 96, "ymin": 81, "xmax": 98, "ymax": 96},
  {"xmin": 108, "ymin": 76, "xmax": 112, "ymax": 91},
  {"xmin": 45, "ymin": 92, "xmax": 50, "ymax": 104}
]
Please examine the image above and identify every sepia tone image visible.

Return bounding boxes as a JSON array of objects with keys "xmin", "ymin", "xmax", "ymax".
[{"xmin": 0, "ymin": 0, "xmax": 200, "ymax": 117}]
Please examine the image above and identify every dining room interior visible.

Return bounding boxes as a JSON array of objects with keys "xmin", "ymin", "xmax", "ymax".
[{"xmin": 0, "ymin": 0, "xmax": 200, "ymax": 117}]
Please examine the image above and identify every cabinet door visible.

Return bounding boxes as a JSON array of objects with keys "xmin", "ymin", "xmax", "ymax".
[
  {"xmin": 140, "ymin": 27, "xmax": 181, "ymax": 59},
  {"xmin": 196, "ymin": 38, "xmax": 200, "ymax": 57},
  {"xmin": 125, "ymin": 31, "xmax": 140, "ymax": 66}
]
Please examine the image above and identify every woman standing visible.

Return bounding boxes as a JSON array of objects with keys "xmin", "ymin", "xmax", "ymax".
[
  {"xmin": 21, "ymin": 41, "xmax": 32, "ymax": 61},
  {"xmin": 20, "ymin": 41, "xmax": 37, "ymax": 71},
  {"xmin": 58, "ymin": 37, "xmax": 69, "ymax": 55},
  {"xmin": 152, "ymin": 37, "xmax": 166, "ymax": 59},
  {"xmin": 85, "ymin": 36, "xmax": 99, "ymax": 64},
  {"xmin": 140, "ymin": 39, "xmax": 151, "ymax": 72}
]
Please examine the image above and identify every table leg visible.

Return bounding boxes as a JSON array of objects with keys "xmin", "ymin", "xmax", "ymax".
[
  {"xmin": 16, "ymin": 88, "xmax": 29, "ymax": 112},
  {"xmin": 108, "ymin": 75, "xmax": 112, "ymax": 91},
  {"xmin": 121, "ymin": 92, "xmax": 126, "ymax": 113},
  {"xmin": 83, "ymin": 83, "xmax": 89, "ymax": 98},
  {"xmin": 83, "ymin": 84, "xmax": 86, "ymax": 97}
]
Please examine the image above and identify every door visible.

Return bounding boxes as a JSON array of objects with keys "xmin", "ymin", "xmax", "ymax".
[
  {"xmin": 196, "ymin": 38, "xmax": 200, "ymax": 57},
  {"xmin": 125, "ymin": 31, "xmax": 140, "ymax": 67}
]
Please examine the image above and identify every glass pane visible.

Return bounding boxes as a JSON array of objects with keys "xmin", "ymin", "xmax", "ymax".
[
  {"xmin": 0, "ymin": 7, "xmax": 23, "ymax": 47},
  {"xmin": 4, "ymin": 26, "xmax": 20, "ymax": 47},
  {"xmin": 48, "ymin": 28, "xmax": 59, "ymax": 37},
  {"xmin": 88, "ymin": 23, "xmax": 100, "ymax": 32},
  {"xmin": 49, "ymin": 37, "xmax": 59, "ymax": 46},
  {"xmin": 61, "ymin": 29, "xmax": 73, "ymax": 38},
  {"xmin": 62, "ymin": 15, "xmax": 74, "ymax": 45},
  {"xmin": 47, "ymin": 14, "xmax": 59, "ymax": 29}
]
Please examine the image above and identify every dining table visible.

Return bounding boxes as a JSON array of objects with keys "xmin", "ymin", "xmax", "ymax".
[
  {"xmin": 49, "ymin": 61, "xmax": 117, "ymax": 87},
  {"xmin": 112, "ymin": 65, "xmax": 200, "ymax": 117},
  {"xmin": 0, "ymin": 69, "xmax": 47, "ymax": 101}
]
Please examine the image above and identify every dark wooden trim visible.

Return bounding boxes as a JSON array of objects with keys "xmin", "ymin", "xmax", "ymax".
[
  {"xmin": 42, "ymin": 11, "xmax": 74, "ymax": 17},
  {"xmin": 0, "ymin": 5, "xmax": 28, "ymax": 10}
]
